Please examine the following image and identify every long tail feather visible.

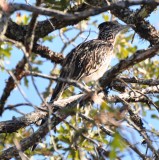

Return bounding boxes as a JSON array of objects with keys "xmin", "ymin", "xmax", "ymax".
[{"xmin": 50, "ymin": 82, "xmax": 66, "ymax": 102}]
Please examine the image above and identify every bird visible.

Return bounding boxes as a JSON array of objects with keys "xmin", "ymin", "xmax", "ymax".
[{"xmin": 50, "ymin": 21, "xmax": 131, "ymax": 102}]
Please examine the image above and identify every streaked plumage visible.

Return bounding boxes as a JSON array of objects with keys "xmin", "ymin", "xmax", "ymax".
[{"xmin": 50, "ymin": 21, "xmax": 130, "ymax": 101}]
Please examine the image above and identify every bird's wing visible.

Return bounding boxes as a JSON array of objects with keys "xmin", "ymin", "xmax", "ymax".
[{"xmin": 63, "ymin": 39, "xmax": 112, "ymax": 80}]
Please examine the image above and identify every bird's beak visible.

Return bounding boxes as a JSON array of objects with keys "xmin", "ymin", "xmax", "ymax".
[
  {"xmin": 120, "ymin": 24, "xmax": 134, "ymax": 31},
  {"xmin": 116, "ymin": 24, "xmax": 133, "ymax": 34}
]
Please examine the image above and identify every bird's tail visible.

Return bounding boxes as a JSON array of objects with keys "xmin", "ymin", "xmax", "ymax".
[{"xmin": 50, "ymin": 82, "xmax": 66, "ymax": 102}]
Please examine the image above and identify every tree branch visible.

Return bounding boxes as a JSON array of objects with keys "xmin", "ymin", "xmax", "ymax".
[
  {"xmin": 107, "ymin": 0, "xmax": 159, "ymax": 45},
  {"xmin": 0, "ymin": 94, "xmax": 85, "ymax": 133},
  {"xmin": 8, "ymin": 1, "xmax": 159, "ymax": 21},
  {"xmin": 0, "ymin": 56, "xmax": 27, "ymax": 115},
  {"xmin": 99, "ymin": 45, "xmax": 159, "ymax": 88},
  {"xmin": 33, "ymin": 44, "xmax": 64, "ymax": 63},
  {"xmin": 0, "ymin": 93, "xmax": 87, "ymax": 159},
  {"xmin": 115, "ymin": 77, "xmax": 159, "ymax": 86}
]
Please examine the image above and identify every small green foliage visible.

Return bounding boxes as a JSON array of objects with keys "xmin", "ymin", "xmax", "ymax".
[
  {"xmin": 24, "ymin": 77, "xmax": 29, "ymax": 87},
  {"xmin": 15, "ymin": 13, "xmax": 30, "ymax": 25},
  {"xmin": 44, "ymin": 0, "xmax": 70, "ymax": 10},
  {"xmin": 0, "ymin": 42, "xmax": 12, "ymax": 58},
  {"xmin": 100, "ymin": 101, "xmax": 109, "ymax": 110},
  {"xmin": 109, "ymin": 132, "xmax": 126, "ymax": 160},
  {"xmin": 116, "ymin": 34, "xmax": 137, "ymax": 59},
  {"xmin": 102, "ymin": 14, "xmax": 109, "ymax": 21},
  {"xmin": 42, "ymin": 35, "xmax": 56, "ymax": 42},
  {"xmin": 151, "ymin": 114, "xmax": 158, "ymax": 119}
]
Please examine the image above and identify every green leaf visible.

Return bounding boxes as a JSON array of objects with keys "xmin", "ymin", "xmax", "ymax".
[
  {"xmin": 109, "ymin": 132, "xmax": 126, "ymax": 160},
  {"xmin": 24, "ymin": 77, "xmax": 29, "ymax": 87},
  {"xmin": 102, "ymin": 14, "xmax": 109, "ymax": 21}
]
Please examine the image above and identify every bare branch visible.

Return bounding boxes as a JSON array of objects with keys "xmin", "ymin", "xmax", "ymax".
[
  {"xmin": 115, "ymin": 77, "xmax": 159, "ymax": 86},
  {"xmin": 24, "ymin": 71, "xmax": 91, "ymax": 93},
  {"xmin": 33, "ymin": 44, "xmax": 64, "ymax": 64},
  {"xmin": 8, "ymin": 1, "xmax": 159, "ymax": 20},
  {"xmin": 24, "ymin": 0, "xmax": 40, "ymax": 53},
  {"xmin": 0, "ymin": 94, "xmax": 85, "ymax": 133}
]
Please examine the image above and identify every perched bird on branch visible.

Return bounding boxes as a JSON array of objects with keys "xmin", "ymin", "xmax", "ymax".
[{"xmin": 50, "ymin": 21, "xmax": 131, "ymax": 102}]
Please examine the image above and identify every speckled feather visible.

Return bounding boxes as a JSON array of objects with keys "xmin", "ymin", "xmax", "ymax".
[
  {"xmin": 50, "ymin": 21, "xmax": 129, "ymax": 101},
  {"xmin": 63, "ymin": 40, "xmax": 113, "ymax": 80}
]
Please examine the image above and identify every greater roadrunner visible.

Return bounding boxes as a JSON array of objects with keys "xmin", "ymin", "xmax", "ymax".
[{"xmin": 50, "ymin": 21, "xmax": 130, "ymax": 101}]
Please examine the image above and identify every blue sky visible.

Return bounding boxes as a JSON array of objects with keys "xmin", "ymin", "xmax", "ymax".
[{"xmin": 1, "ymin": 0, "xmax": 159, "ymax": 159}]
